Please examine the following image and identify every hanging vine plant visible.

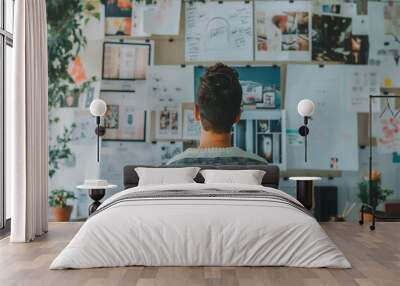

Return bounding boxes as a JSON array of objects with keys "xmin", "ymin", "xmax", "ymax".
[{"xmin": 46, "ymin": 0, "xmax": 99, "ymax": 178}]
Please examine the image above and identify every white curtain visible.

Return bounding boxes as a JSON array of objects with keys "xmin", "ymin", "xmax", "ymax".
[{"xmin": 10, "ymin": 0, "xmax": 49, "ymax": 242}]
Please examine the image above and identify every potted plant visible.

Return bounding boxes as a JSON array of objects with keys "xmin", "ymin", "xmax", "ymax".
[
  {"xmin": 49, "ymin": 189, "xmax": 77, "ymax": 222},
  {"xmin": 358, "ymin": 170, "xmax": 393, "ymax": 221}
]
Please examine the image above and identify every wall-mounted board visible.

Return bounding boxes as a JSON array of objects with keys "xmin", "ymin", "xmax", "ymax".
[{"xmin": 285, "ymin": 64, "xmax": 359, "ymax": 171}]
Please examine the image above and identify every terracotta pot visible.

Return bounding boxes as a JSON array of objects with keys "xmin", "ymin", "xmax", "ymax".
[
  {"xmin": 360, "ymin": 212, "xmax": 373, "ymax": 223},
  {"xmin": 51, "ymin": 206, "xmax": 73, "ymax": 222}
]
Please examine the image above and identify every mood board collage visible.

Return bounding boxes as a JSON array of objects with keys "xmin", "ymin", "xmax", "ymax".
[{"xmin": 54, "ymin": 0, "xmax": 400, "ymax": 196}]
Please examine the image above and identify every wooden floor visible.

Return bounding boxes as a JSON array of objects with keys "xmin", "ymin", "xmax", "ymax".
[{"xmin": 0, "ymin": 222, "xmax": 399, "ymax": 286}]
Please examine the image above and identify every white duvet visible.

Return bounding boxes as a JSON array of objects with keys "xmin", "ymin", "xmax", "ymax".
[{"xmin": 50, "ymin": 183, "xmax": 351, "ymax": 269}]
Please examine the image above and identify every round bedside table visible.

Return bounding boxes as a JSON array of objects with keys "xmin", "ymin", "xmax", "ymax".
[
  {"xmin": 77, "ymin": 184, "xmax": 117, "ymax": 215},
  {"xmin": 289, "ymin": 177, "xmax": 321, "ymax": 210}
]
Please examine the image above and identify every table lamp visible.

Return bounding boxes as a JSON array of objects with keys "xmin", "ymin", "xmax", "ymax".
[
  {"xmin": 89, "ymin": 99, "xmax": 107, "ymax": 162},
  {"xmin": 297, "ymin": 99, "xmax": 315, "ymax": 162}
]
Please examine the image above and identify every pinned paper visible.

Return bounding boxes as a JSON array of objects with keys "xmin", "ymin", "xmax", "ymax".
[{"xmin": 68, "ymin": 56, "xmax": 87, "ymax": 85}]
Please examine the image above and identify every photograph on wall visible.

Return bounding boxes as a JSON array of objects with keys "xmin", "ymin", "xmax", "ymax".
[
  {"xmin": 185, "ymin": 1, "xmax": 253, "ymax": 62},
  {"xmin": 312, "ymin": 15, "xmax": 352, "ymax": 63},
  {"xmin": 232, "ymin": 110, "xmax": 286, "ymax": 168},
  {"xmin": 104, "ymin": 105, "xmax": 119, "ymax": 129},
  {"xmin": 255, "ymin": 1, "xmax": 311, "ymax": 61},
  {"xmin": 101, "ymin": 91, "xmax": 146, "ymax": 141},
  {"xmin": 254, "ymin": 119, "xmax": 282, "ymax": 164},
  {"xmin": 105, "ymin": 0, "xmax": 132, "ymax": 36},
  {"xmin": 155, "ymin": 105, "xmax": 182, "ymax": 140},
  {"xmin": 182, "ymin": 109, "xmax": 201, "ymax": 140},
  {"xmin": 102, "ymin": 42, "xmax": 151, "ymax": 80},
  {"xmin": 194, "ymin": 66, "xmax": 281, "ymax": 109},
  {"xmin": 60, "ymin": 88, "xmax": 80, "ymax": 108},
  {"xmin": 384, "ymin": 2, "xmax": 400, "ymax": 40}
]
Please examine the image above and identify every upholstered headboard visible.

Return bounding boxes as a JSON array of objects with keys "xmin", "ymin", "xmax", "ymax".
[{"xmin": 123, "ymin": 165, "xmax": 280, "ymax": 189}]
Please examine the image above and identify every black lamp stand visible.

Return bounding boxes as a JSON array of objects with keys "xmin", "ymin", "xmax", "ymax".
[
  {"xmin": 95, "ymin": 116, "xmax": 106, "ymax": 162},
  {"xmin": 298, "ymin": 116, "xmax": 310, "ymax": 162}
]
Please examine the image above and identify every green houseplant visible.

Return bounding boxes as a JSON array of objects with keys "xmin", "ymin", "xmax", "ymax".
[
  {"xmin": 49, "ymin": 190, "xmax": 77, "ymax": 222},
  {"xmin": 358, "ymin": 170, "xmax": 393, "ymax": 221}
]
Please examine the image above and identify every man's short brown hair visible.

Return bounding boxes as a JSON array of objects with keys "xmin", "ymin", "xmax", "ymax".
[{"xmin": 197, "ymin": 63, "xmax": 242, "ymax": 133}]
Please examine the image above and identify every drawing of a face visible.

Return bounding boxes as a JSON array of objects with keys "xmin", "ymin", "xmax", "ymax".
[{"xmin": 205, "ymin": 17, "xmax": 230, "ymax": 50}]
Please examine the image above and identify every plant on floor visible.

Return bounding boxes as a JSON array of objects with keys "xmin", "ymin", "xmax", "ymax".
[
  {"xmin": 49, "ymin": 189, "xmax": 77, "ymax": 222},
  {"xmin": 357, "ymin": 170, "xmax": 393, "ymax": 209}
]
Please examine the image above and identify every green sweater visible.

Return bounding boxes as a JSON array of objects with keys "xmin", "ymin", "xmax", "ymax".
[{"xmin": 167, "ymin": 147, "xmax": 268, "ymax": 166}]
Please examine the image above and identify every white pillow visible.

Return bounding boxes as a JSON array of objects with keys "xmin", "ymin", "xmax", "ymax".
[
  {"xmin": 135, "ymin": 167, "xmax": 201, "ymax": 186},
  {"xmin": 200, "ymin": 169, "xmax": 266, "ymax": 185}
]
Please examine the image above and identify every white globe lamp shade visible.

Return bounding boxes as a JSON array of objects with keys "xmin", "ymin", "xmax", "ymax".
[
  {"xmin": 90, "ymin": 99, "xmax": 107, "ymax": 117},
  {"xmin": 297, "ymin": 99, "xmax": 315, "ymax": 117}
]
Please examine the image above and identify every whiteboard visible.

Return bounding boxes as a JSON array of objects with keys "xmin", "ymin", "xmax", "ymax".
[
  {"xmin": 185, "ymin": 1, "xmax": 253, "ymax": 62},
  {"xmin": 285, "ymin": 64, "xmax": 359, "ymax": 171}
]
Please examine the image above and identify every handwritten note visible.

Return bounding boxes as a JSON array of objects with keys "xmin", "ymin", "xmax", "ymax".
[{"xmin": 185, "ymin": 1, "xmax": 253, "ymax": 62}]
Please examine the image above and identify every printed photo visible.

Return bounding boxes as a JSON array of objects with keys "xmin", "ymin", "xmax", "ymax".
[
  {"xmin": 104, "ymin": 105, "xmax": 119, "ymax": 129},
  {"xmin": 312, "ymin": 15, "xmax": 352, "ymax": 63},
  {"xmin": 257, "ymin": 120, "xmax": 270, "ymax": 133},
  {"xmin": 105, "ymin": 0, "xmax": 132, "ymax": 36},
  {"xmin": 102, "ymin": 42, "xmax": 150, "ymax": 80},
  {"xmin": 156, "ymin": 106, "xmax": 182, "ymax": 140},
  {"xmin": 257, "ymin": 12, "xmax": 309, "ymax": 52},
  {"xmin": 60, "ymin": 89, "xmax": 80, "ymax": 108},
  {"xmin": 257, "ymin": 134, "xmax": 273, "ymax": 162}
]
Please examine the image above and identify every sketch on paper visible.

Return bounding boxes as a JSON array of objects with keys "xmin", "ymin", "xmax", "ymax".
[
  {"xmin": 255, "ymin": 1, "xmax": 311, "ymax": 61},
  {"xmin": 376, "ymin": 113, "xmax": 400, "ymax": 154},
  {"xmin": 147, "ymin": 66, "xmax": 194, "ymax": 108},
  {"xmin": 102, "ymin": 42, "xmax": 151, "ymax": 80},
  {"xmin": 159, "ymin": 142, "xmax": 183, "ymax": 165},
  {"xmin": 101, "ymin": 91, "xmax": 146, "ymax": 142},
  {"xmin": 344, "ymin": 66, "xmax": 380, "ymax": 112},
  {"xmin": 194, "ymin": 66, "xmax": 281, "ymax": 109},
  {"xmin": 155, "ymin": 105, "xmax": 182, "ymax": 140},
  {"xmin": 72, "ymin": 111, "xmax": 97, "ymax": 145},
  {"xmin": 185, "ymin": 1, "xmax": 253, "ymax": 62},
  {"xmin": 143, "ymin": 0, "xmax": 182, "ymax": 36},
  {"xmin": 105, "ymin": 0, "xmax": 132, "ymax": 36},
  {"xmin": 182, "ymin": 109, "xmax": 201, "ymax": 140}
]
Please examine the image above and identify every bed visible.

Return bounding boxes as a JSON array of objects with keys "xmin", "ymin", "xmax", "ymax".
[{"xmin": 50, "ymin": 165, "xmax": 351, "ymax": 269}]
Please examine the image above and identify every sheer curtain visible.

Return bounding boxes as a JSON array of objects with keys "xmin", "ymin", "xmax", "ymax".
[{"xmin": 9, "ymin": 0, "xmax": 48, "ymax": 242}]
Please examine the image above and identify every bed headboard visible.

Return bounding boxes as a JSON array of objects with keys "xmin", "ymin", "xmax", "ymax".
[{"xmin": 123, "ymin": 165, "xmax": 280, "ymax": 189}]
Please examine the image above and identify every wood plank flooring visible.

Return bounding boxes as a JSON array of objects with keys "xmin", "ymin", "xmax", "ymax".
[{"xmin": 0, "ymin": 222, "xmax": 399, "ymax": 286}]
